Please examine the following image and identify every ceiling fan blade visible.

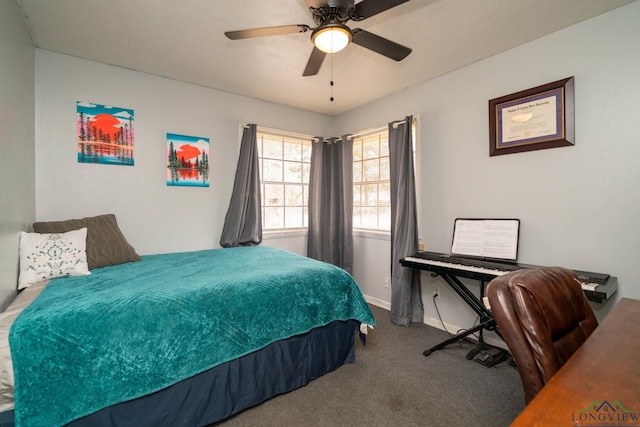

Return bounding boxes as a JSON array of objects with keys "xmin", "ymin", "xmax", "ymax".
[
  {"xmin": 303, "ymin": 47, "xmax": 327, "ymax": 76},
  {"xmin": 351, "ymin": 28, "xmax": 411, "ymax": 61},
  {"xmin": 225, "ymin": 25, "xmax": 311, "ymax": 40},
  {"xmin": 353, "ymin": 0, "xmax": 410, "ymax": 20}
]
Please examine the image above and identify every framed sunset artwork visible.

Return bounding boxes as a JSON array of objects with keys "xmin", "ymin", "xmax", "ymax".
[
  {"xmin": 166, "ymin": 133, "xmax": 210, "ymax": 187},
  {"xmin": 76, "ymin": 101, "xmax": 135, "ymax": 166}
]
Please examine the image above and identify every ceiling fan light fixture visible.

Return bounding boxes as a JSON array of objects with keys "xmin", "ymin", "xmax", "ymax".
[{"xmin": 312, "ymin": 24, "xmax": 352, "ymax": 53}]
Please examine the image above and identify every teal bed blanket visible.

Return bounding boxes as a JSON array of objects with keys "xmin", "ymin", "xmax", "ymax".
[{"xmin": 9, "ymin": 246, "xmax": 375, "ymax": 427}]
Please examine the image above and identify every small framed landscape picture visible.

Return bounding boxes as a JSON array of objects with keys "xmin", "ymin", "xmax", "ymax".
[
  {"xmin": 166, "ymin": 133, "xmax": 210, "ymax": 187},
  {"xmin": 77, "ymin": 101, "xmax": 135, "ymax": 166}
]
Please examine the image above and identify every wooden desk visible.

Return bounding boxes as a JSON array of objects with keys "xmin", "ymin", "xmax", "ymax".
[{"xmin": 511, "ymin": 298, "xmax": 640, "ymax": 426}]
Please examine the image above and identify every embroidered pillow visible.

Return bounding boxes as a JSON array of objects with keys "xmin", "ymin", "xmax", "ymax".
[{"xmin": 18, "ymin": 228, "xmax": 91, "ymax": 290}]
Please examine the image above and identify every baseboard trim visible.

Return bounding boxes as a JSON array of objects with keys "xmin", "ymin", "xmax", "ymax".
[{"xmin": 363, "ymin": 295, "xmax": 390, "ymax": 311}]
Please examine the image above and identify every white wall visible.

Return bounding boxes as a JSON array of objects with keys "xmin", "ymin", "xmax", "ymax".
[
  {"xmin": 32, "ymin": 2, "xmax": 640, "ymax": 334},
  {"xmin": 338, "ymin": 2, "xmax": 640, "ymax": 328},
  {"xmin": 0, "ymin": 0, "xmax": 35, "ymax": 309},
  {"xmin": 353, "ymin": 233, "xmax": 391, "ymax": 308},
  {"xmin": 35, "ymin": 51, "xmax": 332, "ymax": 256}
]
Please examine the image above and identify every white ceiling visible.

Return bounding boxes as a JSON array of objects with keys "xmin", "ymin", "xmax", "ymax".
[{"xmin": 16, "ymin": 0, "xmax": 635, "ymax": 116}]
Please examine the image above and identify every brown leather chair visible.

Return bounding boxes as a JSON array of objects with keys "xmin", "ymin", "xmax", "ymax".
[{"xmin": 486, "ymin": 266, "xmax": 598, "ymax": 403}]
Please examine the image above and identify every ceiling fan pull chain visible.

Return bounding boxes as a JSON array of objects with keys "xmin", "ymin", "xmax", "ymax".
[
  {"xmin": 330, "ymin": 51, "xmax": 335, "ymax": 102},
  {"xmin": 330, "ymin": 79, "xmax": 334, "ymax": 102}
]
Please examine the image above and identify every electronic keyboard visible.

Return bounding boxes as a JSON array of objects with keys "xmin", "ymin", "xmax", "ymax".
[{"xmin": 401, "ymin": 251, "xmax": 611, "ymax": 293}]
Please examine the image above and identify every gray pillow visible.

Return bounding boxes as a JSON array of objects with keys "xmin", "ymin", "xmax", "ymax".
[{"xmin": 33, "ymin": 214, "xmax": 141, "ymax": 270}]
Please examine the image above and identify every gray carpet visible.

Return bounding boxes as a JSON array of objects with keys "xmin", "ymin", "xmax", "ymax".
[{"xmin": 215, "ymin": 304, "xmax": 525, "ymax": 426}]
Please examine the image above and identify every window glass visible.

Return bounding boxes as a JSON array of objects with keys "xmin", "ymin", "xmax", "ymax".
[
  {"xmin": 353, "ymin": 130, "xmax": 390, "ymax": 231},
  {"xmin": 352, "ymin": 122, "xmax": 415, "ymax": 232},
  {"xmin": 258, "ymin": 129, "xmax": 312, "ymax": 231}
]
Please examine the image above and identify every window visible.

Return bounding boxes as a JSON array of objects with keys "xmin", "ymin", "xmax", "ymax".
[
  {"xmin": 256, "ymin": 121, "xmax": 415, "ymax": 233},
  {"xmin": 257, "ymin": 129, "xmax": 312, "ymax": 230},
  {"xmin": 353, "ymin": 128, "xmax": 391, "ymax": 231},
  {"xmin": 352, "ymin": 121, "xmax": 416, "ymax": 232}
]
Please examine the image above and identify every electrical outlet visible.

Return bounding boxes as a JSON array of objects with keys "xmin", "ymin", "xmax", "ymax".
[
  {"xmin": 434, "ymin": 288, "xmax": 440, "ymax": 298},
  {"xmin": 384, "ymin": 277, "xmax": 390, "ymax": 288}
]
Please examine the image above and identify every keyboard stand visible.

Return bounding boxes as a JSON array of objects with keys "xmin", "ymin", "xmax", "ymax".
[{"xmin": 422, "ymin": 273, "xmax": 502, "ymax": 358}]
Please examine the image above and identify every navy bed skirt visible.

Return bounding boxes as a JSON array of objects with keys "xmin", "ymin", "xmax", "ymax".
[{"xmin": 0, "ymin": 319, "xmax": 359, "ymax": 427}]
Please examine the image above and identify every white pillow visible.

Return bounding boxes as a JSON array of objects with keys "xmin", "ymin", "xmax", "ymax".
[{"xmin": 18, "ymin": 228, "xmax": 91, "ymax": 290}]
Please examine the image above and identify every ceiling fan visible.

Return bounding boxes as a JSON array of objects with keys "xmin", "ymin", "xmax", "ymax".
[{"xmin": 225, "ymin": 0, "xmax": 412, "ymax": 76}]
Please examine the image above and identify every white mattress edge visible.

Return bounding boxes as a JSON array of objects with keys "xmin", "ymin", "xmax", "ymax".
[{"xmin": 0, "ymin": 280, "xmax": 50, "ymax": 412}]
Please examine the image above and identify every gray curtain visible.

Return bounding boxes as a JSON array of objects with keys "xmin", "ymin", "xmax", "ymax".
[
  {"xmin": 220, "ymin": 124, "xmax": 262, "ymax": 247},
  {"xmin": 307, "ymin": 136, "xmax": 354, "ymax": 274},
  {"xmin": 389, "ymin": 116, "xmax": 424, "ymax": 326}
]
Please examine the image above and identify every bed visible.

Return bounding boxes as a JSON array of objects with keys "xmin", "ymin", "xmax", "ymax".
[{"xmin": 1, "ymin": 243, "xmax": 374, "ymax": 427}]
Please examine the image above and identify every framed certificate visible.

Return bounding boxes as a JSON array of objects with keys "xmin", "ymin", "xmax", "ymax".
[{"xmin": 489, "ymin": 77, "xmax": 574, "ymax": 156}]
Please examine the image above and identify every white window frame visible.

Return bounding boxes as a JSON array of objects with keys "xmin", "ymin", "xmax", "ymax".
[
  {"xmin": 257, "ymin": 127, "xmax": 313, "ymax": 233},
  {"xmin": 352, "ymin": 119, "xmax": 417, "ymax": 235},
  {"xmin": 352, "ymin": 127, "xmax": 391, "ymax": 233}
]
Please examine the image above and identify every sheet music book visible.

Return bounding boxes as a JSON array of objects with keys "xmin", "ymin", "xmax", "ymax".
[{"xmin": 451, "ymin": 218, "xmax": 520, "ymax": 261}]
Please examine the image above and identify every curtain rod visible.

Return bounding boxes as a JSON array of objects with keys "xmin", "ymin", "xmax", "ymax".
[
  {"xmin": 243, "ymin": 116, "xmax": 417, "ymax": 140},
  {"xmin": 391, "ymin": 117, "xmax": 416, "ymax": 129},
  {"xmin": 312, "ymin": 135, "xmax": 354, "ymax": 143},
  {"xmin": 351, "ymin": 116, "xmax": 418, "ymax": 138}
]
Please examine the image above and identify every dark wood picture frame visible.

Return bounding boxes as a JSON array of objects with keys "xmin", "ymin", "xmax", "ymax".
[{"xmin": 489, "ymin": 77, "xmax": 574, "ymax": 156}]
